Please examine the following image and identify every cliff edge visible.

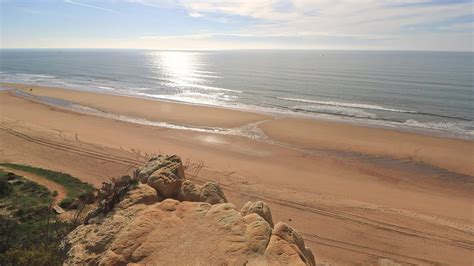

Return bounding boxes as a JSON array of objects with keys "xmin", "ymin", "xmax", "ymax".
[{"xmin": 63, "ymin": 155, "xmax": 316, "ymax": 265}]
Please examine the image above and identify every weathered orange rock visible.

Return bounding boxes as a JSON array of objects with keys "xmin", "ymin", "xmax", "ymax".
[{"xmin": 63, "ymin": 155, "xmax": 315, "ymax": 265}]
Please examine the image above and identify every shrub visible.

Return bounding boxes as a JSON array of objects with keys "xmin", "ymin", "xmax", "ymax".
[
  {"xmin": 0, "ymin": 179, "xmax": 13, "ymax": 197},
  {"xmin": 59, "ymin": 198, "xmax": 75, "ymax": 209},
  {"xmin": 6, "ymin": 172, "xmax": 18, "ymax": 181},
  {"xmin": 14, "ymin": 208, "xmax": 24, "ymax": 217},
  {"xmin": 0, "ymin": 243, "xmax": 65, "ymax": 266},
  {"xmin": 85, "ymin": 175, "xmax": 137, "ymax": 223}
]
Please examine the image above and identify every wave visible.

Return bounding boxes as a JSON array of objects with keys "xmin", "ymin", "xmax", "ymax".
[
  {"xmin": 293, "ymin": 104, "xmax": 378, "ymax": 119},
  {"xmin": 17, "ymin": 73, "xmax": 57, "ymax": 79},
  {"xmin": 278, "ymin": 97, "xmax": 416, "ymax": 114},
  {"xmin": 278, "ymin": 97, "xmax": 472, "ymax": 121},
  {"xmin": 402, "ymin": 119, "xmax": 474, "ymax": 137},
  {"xmin": 176, "ymin": 82, "xmax": 242, "ymax": 93},
  {"xmin": 133, "ymin": 91, "xmax": 238, "ymax": 106},
  {"xmin": 95, "ymin": 86, "xmax": 116, "ymax": 91},
  {"xmin": 0, "ymin": 73, "xmax": 57, "ymax": 81}
]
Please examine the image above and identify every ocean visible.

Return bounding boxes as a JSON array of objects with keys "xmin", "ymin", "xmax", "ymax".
[{"xmin": 1, "ymin": 49, "xmax": 473, "ymax": 139}]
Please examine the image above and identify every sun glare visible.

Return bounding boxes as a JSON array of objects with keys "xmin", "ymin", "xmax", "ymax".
[{"xmin": 148, "ymin": 51, "xmax": 202, "ymax": 88}]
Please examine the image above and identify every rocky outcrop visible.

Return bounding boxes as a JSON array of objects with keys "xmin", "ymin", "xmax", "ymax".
[
  {"xmin": 138, "ymin": 155, "xmax": 186, "ymax": 198},
  {"xmin": 241, "ymin": 200, "xmax": 274, "ymax": 228},
  {"xmin": 199, "ymin": 181, "xmax": 227, "ymax": 204},
  {"xmin": 64, "ymin": 155, "xmax": 315, "ymax": 265}
]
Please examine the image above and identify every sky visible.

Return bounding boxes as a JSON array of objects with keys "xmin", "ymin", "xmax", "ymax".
[{"xmin": 0, "ymin": 0, "xmax": 472, "ymax": 51}]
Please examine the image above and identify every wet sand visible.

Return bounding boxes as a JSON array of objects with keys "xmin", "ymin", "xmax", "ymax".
[
  {"xmin": 0, "ymin": 83, "xmax": 473, "ymax": 265},
  {"xmin": 1, "ymin": 83, "xmax": 269, "ymax": 128},
  {"xmin": 260, "ymin": 117, "xmax": 474, "ymax": 176}
]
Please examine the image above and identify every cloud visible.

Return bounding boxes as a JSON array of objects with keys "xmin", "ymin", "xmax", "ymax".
[
  {"xmin": 135, "ymin": 0, "xmax": 472, "ymax": 35},
  {"xmin": 140, "ymin": 33, "xmax": 214, "ymax": 40},
  {"xmin": 188, "ymin": 12, "xmax": 202, "ymax": 18},
  {"xmin": 126, "ymin": 0, "xmax": 177, "ymax": 9},
  {"xmin": 20, "ymin": 0, "xmax": 470, "ymax": 50},
  {"xmin": 64, "ymin": 0, "xmax": 120, "ymax": 14},
  {"xmin": 170, "ymin": 0, "xmax": 472, "ymax": 50}
]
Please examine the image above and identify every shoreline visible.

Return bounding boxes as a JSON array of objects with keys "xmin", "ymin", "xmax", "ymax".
[
  {"xmin": 1, "ymin": 82, "xmax": 269, "ymax": 129},
  {"xmin": 1, "ymin": 81, "xmax": 472, "ymax": 141}
]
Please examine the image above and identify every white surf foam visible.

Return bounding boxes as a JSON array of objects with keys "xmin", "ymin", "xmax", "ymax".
[
  {"xmin": 295, "ymin": 104, "xmax": 377, "ymax": 119},
  {"xmin": 279, "ymin": 97, "xmax": 416, "ymax": 114},
  {"xmin": 402, "ymin": 119, "xmax": 474, "ymax": 136},
  {"xmin": 181, "ymin": 83, "xmax": 242, "ymax": 93},
  {"xmin": 95, "ymin": 86, "xmax": 116, "ymax": 91},
  {"xmin": 134, "ymin": 91, "xmax": 238, "ymax": 106}
]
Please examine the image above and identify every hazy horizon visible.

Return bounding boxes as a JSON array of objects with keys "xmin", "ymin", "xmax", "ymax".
[
  {"xmin": 1, "ymin": 47, "xmax": 473, "ymax": 52},
  {"xmin": 1, "ymin": 0, "xmax": 473, "ymax": 52}
]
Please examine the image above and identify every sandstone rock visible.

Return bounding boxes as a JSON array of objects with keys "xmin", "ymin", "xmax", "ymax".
[
  {"xmin": 242, "ymin": 213, "xmax": 272, "ymax": 254},
  {"xmin": 177, "ymin": 180, "xmax": 201, "ymax": 202},
  {"xmin": 99, "ymin": 250, "xmax": 126, "ymax": 265},
  {"xmin": 116, "ymin": 184, "xmax": 160, "ymax": 209},
  {"xmin": 137, "ymin": 155, "xmax": 185, "ymax": 184},
  {"xmin": 305, "ymin": 246, "xmax": 316, "ymax": 266},
  {"xmin": 64, "ymin": 154, "xmax": 315, "ymax": 265},
  {"xmin": 147, "ymin": 170, "xmax": 183, "ymax": 198},
  {"xmin": 141, "ymin": 155, "xmax": 185, "ymax": 198},
  {"xmin": 262, "ymin": 234, "xmax": 308, "ymax": 266},
  {"xmin": 200, "ymin": 181, "xmax": 227, "ymax": 204},
  {"xmin": 64, "ymin": 193, "xmax": 314, "ymax": 265},
  {"xmin": 268, "ymin": 222, "xmax": 315, "ymax": 266},
  {"xmin": 241, "ymin": 200, "xmax": 274, "ymax": 228}
]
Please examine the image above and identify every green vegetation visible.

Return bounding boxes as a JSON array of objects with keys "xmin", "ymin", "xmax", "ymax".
[
  {"xmin": 0, "ymin": 166, "xmax": 95, "ymax": 265},
  {"xmin": 0, "ymin": 243, "xmax": 65, "ymax": 266},
  {"xmin": 0, "ymin": 169, "xmax": 73, "ymax": 265},
  {"xmin": 0, "ymin": 173, "xmax": 13, "ymax": 196},
  {"xmin": 0, "ymin": 163, "xmax": 95, "ymax": 209},
  {"xmin": 0, "ymin": 171, "xmax": 52, "ymax": 221}
]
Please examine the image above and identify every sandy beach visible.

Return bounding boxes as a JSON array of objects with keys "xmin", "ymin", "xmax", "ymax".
[{"xmin": 1, "ymin": 82, "xmax": 473, "ymax": 265}]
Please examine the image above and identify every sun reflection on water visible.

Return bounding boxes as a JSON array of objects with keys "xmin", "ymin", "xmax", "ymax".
[
  {"xmin": 145, "ymin": 51, "xmax": 239, "ymax": 106},
  {"xmin": 148, "ymin": 51, "xmax": 204, "ymax": 86}
]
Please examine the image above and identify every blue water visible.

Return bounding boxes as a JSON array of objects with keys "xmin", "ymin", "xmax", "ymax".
[{"xmin": 1, "ymin": 49, "xmax": 473, "ymax": 138}]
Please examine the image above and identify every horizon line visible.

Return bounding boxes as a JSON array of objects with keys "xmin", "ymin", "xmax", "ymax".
[{"xmin": 0, "ymin": 48, "xmax": 472, "ymax": 53}]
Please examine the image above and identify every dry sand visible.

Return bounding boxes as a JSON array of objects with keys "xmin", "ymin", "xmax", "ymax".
[{"xmin": 0, "ymin": 83, "xmax": 473, "ymax": 265}]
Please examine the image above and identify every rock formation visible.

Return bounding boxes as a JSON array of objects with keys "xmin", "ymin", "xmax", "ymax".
[{"xmin": 63, "ymin": 155, "xmax": 315, "ymax": 265}]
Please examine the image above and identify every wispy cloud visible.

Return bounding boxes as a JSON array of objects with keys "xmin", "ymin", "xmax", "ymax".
[
  {"xmin": 64, "ymin": 0, "xmax": 120, "ymax": 14},
  {"xmin": 188, "ymin": 12, "xmax": 203, "ymax": 18},
  {"xmin": 134, "ymin": 0, "xmax": 473, "ymax": 35},
  {"xmin": 140, "ymin": 31, "xmax": 389, "ymax": 41},
  {"xmin": 126, "ymin": 0, "xmax": 176, "ymax": 9},
  {"xmin": 3, "ymin": 0, "xmax": 472, "ymax": 50}
]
